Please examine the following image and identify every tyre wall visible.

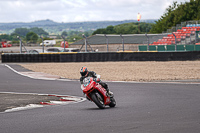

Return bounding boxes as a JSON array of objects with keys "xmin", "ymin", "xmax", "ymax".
[{"xmin": 1, "ymin": 51, "xmax": 200, "ymax": 63}]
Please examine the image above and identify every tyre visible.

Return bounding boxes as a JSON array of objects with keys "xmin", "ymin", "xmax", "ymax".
[
  {"xmin": 109, "ymin": 97, "xmax": 116, "ymax": 107},
  {"xmin": 91, "ymin": 92, "xmax": 105, "ymax": 109}
]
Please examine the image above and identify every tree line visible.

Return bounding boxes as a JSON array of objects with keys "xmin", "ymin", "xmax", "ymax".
[
  {"xmin": 0, "ymin": 27, "xmax": 49, "ymax": 44},
  {"xmin": 0, "ymin": 27, "xmax": 93, "ymax": 45},
  {"xmin": 92, "ymin": 22, "xmax": 154, "ymax": 35},
  {"xmin": 150, "ymin": 0, "xmax": 200, "ymax": 33}
]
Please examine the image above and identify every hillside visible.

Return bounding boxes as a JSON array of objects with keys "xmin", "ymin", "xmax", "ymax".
[{"xmin": 0, "ymin": 19, "xmax": 156, "ymax": 35}]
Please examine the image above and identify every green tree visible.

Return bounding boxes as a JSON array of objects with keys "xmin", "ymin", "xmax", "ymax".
[
  {"xmin": 84, "ymin": 31, "xmax": 89, "ymax": 37},
  {"xmin": 150, "ymin": 0, "xmax": 200, "ymax": 33},
  {"xmin": 92, "ymin": 28, "xmax": 107, "ymax": 35},
  {"xmin": 26, "ymin": 32, "xmax": 38, "ymax": 43},
  {"xmin": 106, "ymin": 25, "xmax": 115, "ymax": 34},
  {"xmin": 0, "ymin": 34, "xmax": 11, "ymax": 41},
  {"xmin": 10, "ymin": 33, "xmax": 21, "ymax": 44},
  {"xmin": 61, "ymin": 31, "xmax": 68, "ymax": 36},
  {"xmin": 68, "ymin": 35, "xmax": 82, "ymax": 42},
  {"xmin": 30, "ymin": 27, "xmax": 49, "ymax": 36},
  {"xmin": 14, "ymin": 28, "xmax": 30, "ymax": 36}
]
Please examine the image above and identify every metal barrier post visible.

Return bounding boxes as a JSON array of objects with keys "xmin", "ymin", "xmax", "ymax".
[
  {"xmin": 172, "ymin": 33, "xmax": 177, "ymax": 51},
  {"xmin": 40, "ymin": 36, "xmax": 44, "ymax": 53},
  {"xmin": 195, "ymin": 31, "xmax": 197, "ymax": 44},
  {"xmin": 82, "ymin": 34, "xmax": 87, "ymax": 52},
  {"xmin": 120, "ymin": 34, "xmax": 124, "ymax": 51},
  {"xmin": 17, "ymin": 36, "xmax": 22, "ymax": 53},
  {"xmin": 61, "ymin": 35, "xmax": 66, "ymax": 51},
  {"xmin": 145, "ymin": 33, "xmax": 149, "ymax": 51},
  {"xmin": 104, "ymin": 34, "xmax": 109, "ymax": 52}
]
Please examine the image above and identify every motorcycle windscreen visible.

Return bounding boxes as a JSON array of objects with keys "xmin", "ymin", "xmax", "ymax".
[{"xmin": 83, "ymin": 77, "xmax": 96, "ymax": 93}]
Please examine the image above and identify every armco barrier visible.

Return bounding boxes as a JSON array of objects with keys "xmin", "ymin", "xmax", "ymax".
[
  {"xmin": 195, "ymin": 45, "xmax": 200, "ymax": 51},
  {"xmin": 139, "ymin": 45, "xmax": 200, "ymax": 52},
  {"xmin": 166, "ymin": 45, "xmax": 175, "ymax": 51},
  {"xmin": 1, "ymin": 51, "xmax": 200, "ymax": 63},
  {"xmin": 177, "ymin": 45, "xmax": 185, "ymax": 51}
]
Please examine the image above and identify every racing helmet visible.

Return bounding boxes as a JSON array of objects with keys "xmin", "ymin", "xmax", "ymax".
[{"xmin": 80, "ymin": 66, "xmax": 88, "ymax": 76}]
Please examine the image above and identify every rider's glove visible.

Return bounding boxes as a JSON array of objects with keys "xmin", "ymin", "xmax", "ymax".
[{"xmin": 96, "ymin": 75, "xmax": 101, "ymax": 82}]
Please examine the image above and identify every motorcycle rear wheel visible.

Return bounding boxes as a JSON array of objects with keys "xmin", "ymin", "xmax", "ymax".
[{"xmin": 91, "ymin": 92, "xmax": 105, "ymax": 109}]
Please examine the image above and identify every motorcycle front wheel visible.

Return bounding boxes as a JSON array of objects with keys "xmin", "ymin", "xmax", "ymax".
[
  {"xmin": 91, "ymin": 92, "xmax": 105, "ymax": 109},
  {"xmin": 109, "ymin": 97, "xmax": 116, "ymax": 107}
]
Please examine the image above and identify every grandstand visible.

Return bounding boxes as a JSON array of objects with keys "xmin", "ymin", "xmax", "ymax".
[{"xmin": 150, "ymin": 24, "xmax": 200, "ymax": 46}]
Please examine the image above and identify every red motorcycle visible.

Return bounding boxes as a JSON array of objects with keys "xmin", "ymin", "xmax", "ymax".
[{"xmin": 82, "ymin": 77, "xmax": 116, "ymax": 109}]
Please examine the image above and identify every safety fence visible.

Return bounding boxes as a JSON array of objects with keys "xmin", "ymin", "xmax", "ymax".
[
  {"xmin": 71, "ymin": 34, "xmax": 170, "ymax": 52},
  {"xmin": 1, "ymin": 51, "xmax": 200, "ymax": 63},
  {"xmin": 71, "ymin": 32, "xmax": 199, "ymax": 52}
]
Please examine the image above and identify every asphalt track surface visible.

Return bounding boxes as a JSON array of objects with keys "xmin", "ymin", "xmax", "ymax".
[{"xmin": 0, "ymin": 64, "xmax": 200, "ymax": 133}]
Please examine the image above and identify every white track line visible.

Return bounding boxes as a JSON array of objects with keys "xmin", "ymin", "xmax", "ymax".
[
  {"xmin": 4, "ymin": 64, "xmax": 76, "ymax": 81},
  {"xmin": 4, "ymin": 64, "xmax": 51, "ymax": 80},
  {"xmin": 5, "ymin": 104, "xmax": 44, "ymax": 112}
]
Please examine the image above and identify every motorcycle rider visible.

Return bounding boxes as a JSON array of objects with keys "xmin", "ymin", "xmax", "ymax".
[{"xmin": 80, "ymin": 66, "xmax": 113, "ymax": 96}]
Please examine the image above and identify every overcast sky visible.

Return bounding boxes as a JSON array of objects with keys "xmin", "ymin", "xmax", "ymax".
[{"xmin": 0, "ymin": 0, "xmax": 190, "ymax": 23}]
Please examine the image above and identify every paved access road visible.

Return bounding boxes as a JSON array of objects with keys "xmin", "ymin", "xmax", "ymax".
[{"xmin": 0, "ymin": 64, "xmax": 200, "ymax": 133}]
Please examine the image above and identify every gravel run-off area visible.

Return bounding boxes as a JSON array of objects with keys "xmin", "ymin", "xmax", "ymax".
[{"xmin": 20, "ymin": 61, "xmax": 200, "ymax": 82}]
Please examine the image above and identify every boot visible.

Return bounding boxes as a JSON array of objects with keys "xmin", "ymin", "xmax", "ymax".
[{"xmin": 107, "ymin": 90, "xmax": 113, "ymax": 97}]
